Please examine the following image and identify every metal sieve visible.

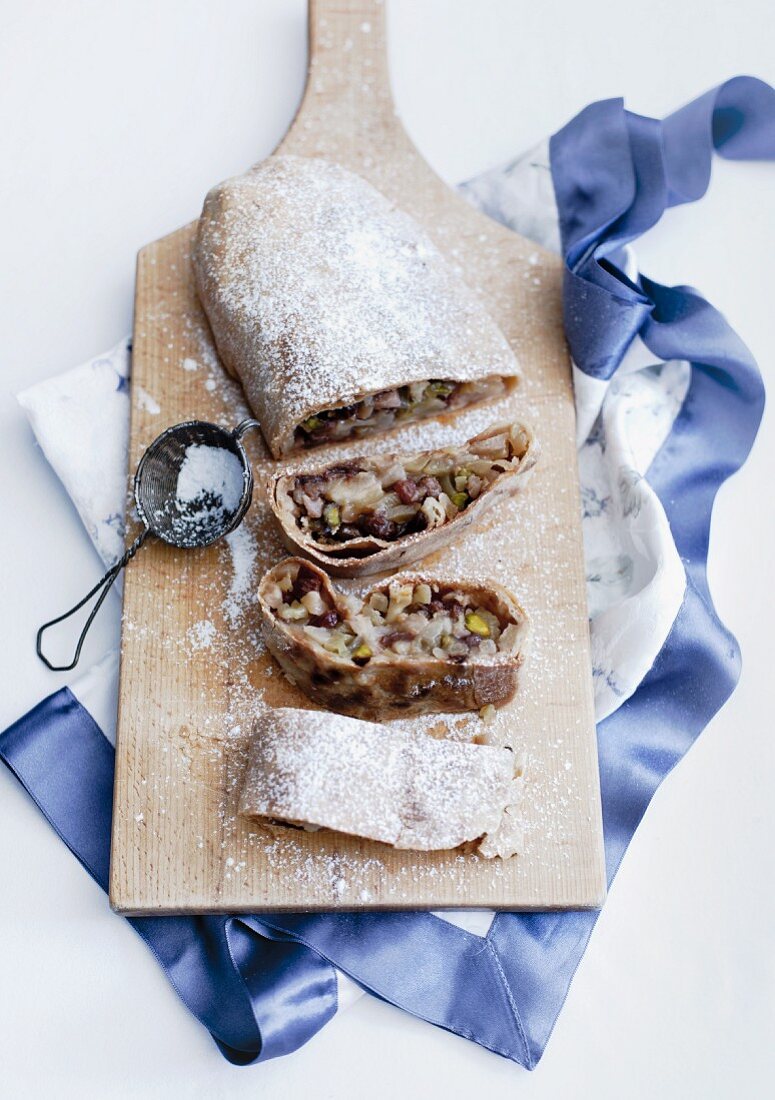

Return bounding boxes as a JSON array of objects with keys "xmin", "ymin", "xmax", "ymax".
[{"xmin": 36, "ymin": 417, "xmax": 261, "ymax": 672}]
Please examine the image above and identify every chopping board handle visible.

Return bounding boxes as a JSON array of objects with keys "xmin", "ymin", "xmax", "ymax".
[{"xmin": 279, "ymin": 0, "xmax": 401, "ymax": 155}]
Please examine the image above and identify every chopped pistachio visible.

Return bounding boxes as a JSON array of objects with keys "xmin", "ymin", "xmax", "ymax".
[
  {"xmin": 426, "ymin": 381, "xmax": 454, "ymax": 398},
  {"xmin": 450, "ymin": 491, "xmax": 469, "ymax": 510},
  {"xmin": 465, "ymin": 611, "xmax": 491, "ymax": 637},
  {"xmin": 323, "ymin": 503, "xmax": 341, "ymax": 531},
  {"xmin": 302, "ymin": 415, "xmax": 323, "ymax": 432},
  {"xmin": 352, "ymin": 643, "xmax": 372, "ymax": 663},
  {"xmin": 476, "ymin": 609, "xmax": 501, "ymax": 639}
]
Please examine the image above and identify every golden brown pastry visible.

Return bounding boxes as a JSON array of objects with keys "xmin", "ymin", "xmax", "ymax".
[
  {"xmin": 193, "ymin": 155, "xmax": 519, "ymax": 457},
  {"xmin": 239, "ymin": 707, "xmax": 524, "ymax": 857},
  {"xmin": 257, "ymin": 558, "xmax": 529, "ymax": 719},
  {"xmin": 269, "ymin": 421, "xmax": 538, "ymax": 577}
]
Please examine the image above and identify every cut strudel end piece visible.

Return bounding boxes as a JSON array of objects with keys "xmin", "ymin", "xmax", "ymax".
[
  {"xmin": 239, "ymin": 707, "xmax": 524, "ymax": 856},
  {"xmin": 193, "ymin": 155, "xmax": 519, "ymax": 458},
  {"xmin": 269, "ymin": 420, "xmax": 538, "ymax": 578},
  {"xmin": 257, "ymin": 557, "xmax": 529, "ymax": 719}
]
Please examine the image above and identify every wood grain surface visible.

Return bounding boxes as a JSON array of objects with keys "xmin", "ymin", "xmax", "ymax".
[{"xmin": 109, "ymin": 0, "xmax": 606, "ymax": 914}]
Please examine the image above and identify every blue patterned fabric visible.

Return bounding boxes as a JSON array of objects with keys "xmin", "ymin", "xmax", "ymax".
[{"xmin": 1, "ymin": 77, "xmax": 771, "ymax": 1068}]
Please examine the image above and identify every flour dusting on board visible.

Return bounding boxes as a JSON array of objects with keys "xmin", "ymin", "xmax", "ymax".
[
  {"xmin": 223, "ymin": 525, "xmax": 258, "ymax": 626},
  {"xmin": 188, "ymin": 619, "xmax": 216, "ymax": 651},
  {"xmin": 135, "ymin": 386, "xmax": 161, "ymax": 415}
]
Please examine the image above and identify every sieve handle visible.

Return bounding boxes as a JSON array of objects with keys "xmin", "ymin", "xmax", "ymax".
[
  {"xmin": 36, "ymin": 530, "xmax": 149, "ymax": 673},
  {"xmin": 232, "ymin": 418, "xmax": 261, "ymax": 441}
]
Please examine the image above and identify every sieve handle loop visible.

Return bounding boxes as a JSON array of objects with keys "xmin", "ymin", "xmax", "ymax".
[
  {"xmin": 36, "ymin": 530, "xmax": 149, "ymax": 673},
  {"xmin": 232, "ymin": 418, "xmax": 261, "ymax": 442}
]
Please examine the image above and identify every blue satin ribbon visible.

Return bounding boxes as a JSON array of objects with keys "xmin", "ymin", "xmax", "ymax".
[
  {"xmin": 1, "ymin": 76, "xmax": 771, "ymax": 1068},
  {"xmin": 0, "ymin": 689, "xmax": 338, "ymax": 1064},
  {"xmin": 554, "ymin": 76, "xmax": 775, "ymax": 378}
]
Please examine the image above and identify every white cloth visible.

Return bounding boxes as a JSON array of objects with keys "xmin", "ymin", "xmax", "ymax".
[{"xmin": 18, "ymin": 339, "xmax": 131, "ymax": 568}]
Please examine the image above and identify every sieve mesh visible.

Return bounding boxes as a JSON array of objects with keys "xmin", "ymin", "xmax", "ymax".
[{"xmin": 134, "ymin": 420, "xmax": 255, "ymax": 548}]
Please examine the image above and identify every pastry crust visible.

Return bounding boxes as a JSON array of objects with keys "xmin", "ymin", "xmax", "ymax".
[
  {"xmin": 269, "ymin": 421, "xmax": 538, "ymax": 577},
  {"xmin": 193, "ymin": 155, "xmax": 520, "ymax": 457},
  {"xmin": 257, "ymin": 558, "xmax": 529, "ymax": 719},
  {"xmin": 239, "ymin": 708, "xmax": 524, "ymax": 855}
]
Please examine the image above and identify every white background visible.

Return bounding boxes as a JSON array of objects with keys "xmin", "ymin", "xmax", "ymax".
[{"xmin": 1, "ymin": 1, "xmax": 774, "ymax": 1096}]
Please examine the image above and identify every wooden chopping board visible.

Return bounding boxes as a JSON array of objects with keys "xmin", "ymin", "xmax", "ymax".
[{"xmin": 110, "ymin": 0, "xmax": 606, "ymax": 914}]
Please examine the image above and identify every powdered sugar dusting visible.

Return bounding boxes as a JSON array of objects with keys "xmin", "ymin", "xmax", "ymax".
[
  {"xmin": 240, "ymin": 708, "xmax": 523, "ymax": 853},
  {"xmin": 188, "ymin": 619, "xmax": 216, "ymax": 651},
  {"xmin": 222, "ymin": 525, "xmax": 258, "ymax": 627},
  {"xmin": 194, "ymin": 155, "xmax": 519, "ymax": 454},
  {"xmin": 176, "ymin": 444, "xmax": 243, "ymax": 513},
  {"xmin": 166, "ymin": 442, "xmax": 244, "ymax": 545},
  {"xmin": 135, "ymin": 386, "xmax": 161, "ymax": 415}
]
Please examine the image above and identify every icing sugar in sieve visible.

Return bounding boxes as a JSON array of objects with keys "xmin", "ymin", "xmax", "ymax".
[{"xmin": 36, "ymin": 418, "xmax": 260, "ymax": 671}]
